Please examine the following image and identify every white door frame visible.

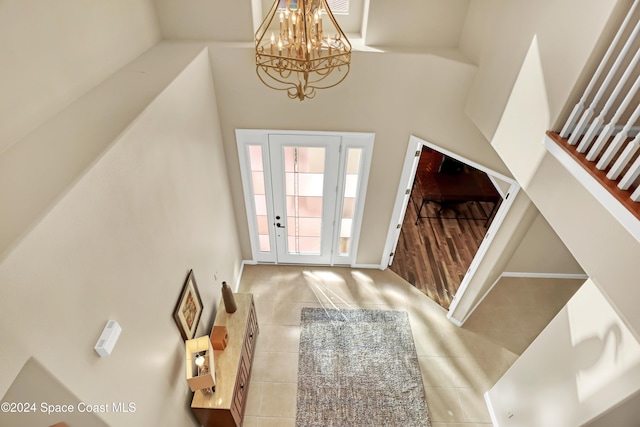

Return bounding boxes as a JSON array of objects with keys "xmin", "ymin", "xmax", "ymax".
[
  {"xmin": 236, "ymin": 129, "xmax": 374, "ymax": 266},
  {"xmin": 381, "ymin": 135, "xmax": 521, "ymax": 316}
]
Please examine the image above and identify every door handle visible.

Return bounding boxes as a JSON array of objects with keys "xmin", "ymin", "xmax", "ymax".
[{"xmin": 276, "ymin": 222, "xmax": 285, "ymax": 228}]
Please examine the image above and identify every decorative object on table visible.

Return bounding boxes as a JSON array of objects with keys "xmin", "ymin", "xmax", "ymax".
[
  {"xmin": 255, "ymin": 0, "xmax": 351, "ymax": 101},
  {"xmin": 174, "ymin": 269, "xmax": 203, "ymax": 340},
  {"xmin": 221, "ymin": 281, "xmax": 237, "ymax": 313},
  {"xmin": 296, "ymin": 308, "xmax": 431, "ymax": 427},
  {"xmin": 185, "ymin": 336, "xmax": 216, "ymax": 393},
  {"xmin": 211, "ymin": 326, "xmax": 229, "ymax": 350}
]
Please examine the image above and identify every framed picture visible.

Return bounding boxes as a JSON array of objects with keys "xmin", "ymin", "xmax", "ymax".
[{"xmin": 174, "ymin": 269, "xmax": 203, "ymax": 340}]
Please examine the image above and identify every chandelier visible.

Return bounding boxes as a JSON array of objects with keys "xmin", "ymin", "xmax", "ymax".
[{"xmin": 255, "ymin": 0, "xmax": 351, "ymax": 101}]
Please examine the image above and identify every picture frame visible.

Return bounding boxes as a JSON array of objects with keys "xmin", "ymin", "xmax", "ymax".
[{"xmin": 174, "ymin": 269, "xmax": 203, "ymax": 341}]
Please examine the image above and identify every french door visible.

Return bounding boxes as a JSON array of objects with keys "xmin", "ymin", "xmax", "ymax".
[{"xmin": 236, "ymin": 130, "xmax": 374, "ymax": 265}]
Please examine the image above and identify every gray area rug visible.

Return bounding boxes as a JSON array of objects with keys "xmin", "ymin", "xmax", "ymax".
[{"xmin": 296, "ymin": 308, "xmax": 431, "ymax": 427}]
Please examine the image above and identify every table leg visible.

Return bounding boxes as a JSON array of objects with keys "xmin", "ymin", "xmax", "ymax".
[{"xmin": 415, "ymin": 198, "xmax": 426, "ymax": 225}]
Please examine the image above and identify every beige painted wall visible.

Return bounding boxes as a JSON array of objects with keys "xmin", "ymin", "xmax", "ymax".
[
  {"xmin": 154, "ymin": 0, "xmax": 254, "ymax": 41},
  {"xmin": 464, "ymin": 0, "xmax": 620, "ymax": 141},
  {"xmin": 0, "ymin": 43, "xmax": 209, "ymax": 262},
  {"xmin": 490, "ymin": 35, "xmax": 550, "ymax": 189},
  {"xmin": 206, "ymin": 43, "xmax": 510, "ymax": 264},
  {"xmin": 448, "ymin": 189, "xmax": 539, "ymax": 323},
  {"xmin": 477, "ymin": 1, "xmax": 640, "ymax": 421},
  {"xmin": 487, "ymin": 279, "xmax": 640, "ymax": 425},
  {"xmin": 0, "ymin": 0, "xmax": 160, "ymax": 154},
  {"xmin": 364, "ymin": 0, "xmax": 469, "ymax": 48},
  {"xmin": 584, "ymin": 388, "xmax": 640, "ymax": 427},
  {"xmin": 0, "ymin": 358, "xmax": 109, "ymax": 427},
  {"xmin": 527, "ymin": 153, "xmax": 640, "ymax": 338},
  {"xmin": 484, "ymin": 3, "xmax": 640, "ymax": 333},
  {"xmin": 0, "ymin": 49, "xmax": 243, "ymax": 426},
  {"xmin": 504, "ymin": 213, "xmax": 584, "ymax": 275},
  {"xmin": 458, "ymin": 0, "xmax": 500, "ymax": 65}
]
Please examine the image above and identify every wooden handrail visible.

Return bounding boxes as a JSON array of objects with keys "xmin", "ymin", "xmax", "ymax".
[{"xmin": 547, "ymin": 132, "xmax": 640, "ymax": 220}]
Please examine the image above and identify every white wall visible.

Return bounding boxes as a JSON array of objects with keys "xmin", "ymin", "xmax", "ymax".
[
  {"xmin": 486, "ymin": 279, "xmax": 640, "ymax": 426},
  {"xmin": 0, "ymin": 0, "xmax": 160, "ymax": 154},
  {"xmin": 0, "ymin": 48, "xmax": 243, "ymax": 427}
]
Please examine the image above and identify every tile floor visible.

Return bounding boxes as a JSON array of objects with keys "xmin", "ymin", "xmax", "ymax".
[{"xmin": 238, "ymin": 264, "xmax": 582, "ymax": 427}]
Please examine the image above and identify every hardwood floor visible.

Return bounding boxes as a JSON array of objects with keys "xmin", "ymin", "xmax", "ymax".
[{"xmin": 389, "ymin": 154, "xmax": 501, "ymax": 309}]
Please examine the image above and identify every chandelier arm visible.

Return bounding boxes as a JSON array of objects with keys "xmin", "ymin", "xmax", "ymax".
[
  {"xmin": 254, "ymin": 0, "xmax": 351, "ymax": 100},
  {"xmin": 255, "ymin": 0, "xmax": 281, "ymax": 45},
  {"xmin": 307, "ymin": 64, "xmax": 350, "ymax": 89},
  {"xmin": 256, "ymin": 65, "xmax": 302, "ymax": 94}
]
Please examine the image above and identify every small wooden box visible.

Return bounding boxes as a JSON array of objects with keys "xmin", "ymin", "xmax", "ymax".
[{"xmin": 211, "ymin": 326, "xmax": 229, "ymax": 350}]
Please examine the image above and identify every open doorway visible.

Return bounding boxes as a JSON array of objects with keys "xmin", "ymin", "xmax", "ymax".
[
  {"xmin": 383, "ymin": 135, "xmax": 519, "ymax": 311},
  {"xmin": 389, "ymin": 146, "xmax": 504, "ymax": 308}
]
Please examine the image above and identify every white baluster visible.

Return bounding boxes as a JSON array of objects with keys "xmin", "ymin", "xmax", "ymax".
[
  {"xmin": 573, "ymin": 111, "xmax": 603, "ymax": 149},
  {"xmin": 596, "ymin": 103, "xmax": 640, "ymax": 169},
  {"xmin": 576, "ymin": 46, "xmax": 640, "ymax": 152},
  {"xmin": 631, "ymin": 184, "xmax": 640, "ymax": 202},
  {"xmin": 560, "ymin": 0, "xmax": 640, "ymax": 138},
  {"xmin": 618, "ymin": 154, "xmax": 640, "ymax": 191},
  {"xmin": 586, "ymin": 74, "xmax": 640, "ymax": 160},
  {"xmin": 606, "ymin": 136, "xmax": 639, "ymax": 180},
  {"xmin": 568, "ymin": 107, "xmax": 595, "ymax": 146},
  {"xmin": 568, "ymin": 17, "xmax": 640, "ymax": 146}
]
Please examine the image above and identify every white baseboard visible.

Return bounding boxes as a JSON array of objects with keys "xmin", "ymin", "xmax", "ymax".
[
  {"xmin": 502, "ymin": 271, "xmax": 588, "ymax": 280},
  {"xmin": 484, "ymin": 391, "xmax": 500, "ymax": 426},
  {"xmin": 233, "ymin": 260, "xmax": 257, "ymax": 292},
  {"xmin": 446, "ymin": 315, "xmax": 464, "ymax": 327},
  {"xmin": 351, "ymin": 263, "xmax": 384, "ymax": 270}
]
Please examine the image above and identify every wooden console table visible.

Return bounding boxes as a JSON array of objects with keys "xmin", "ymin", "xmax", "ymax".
[{"xmin": 191, "ymin": 293, "xmax": 258, "ymax": 427}]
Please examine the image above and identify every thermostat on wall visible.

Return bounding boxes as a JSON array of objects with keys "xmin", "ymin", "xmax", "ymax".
[{"xmin": 94, "ymin": 320, "xmax": 122, "ymax": 357}]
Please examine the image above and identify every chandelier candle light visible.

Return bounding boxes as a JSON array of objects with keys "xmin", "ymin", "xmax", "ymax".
[{"xmin": 255, "ymin": 0, "xmax": 351, "ymax": 100}]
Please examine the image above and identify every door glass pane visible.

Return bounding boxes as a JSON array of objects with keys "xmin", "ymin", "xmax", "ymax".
[
  {"xmin": 285, "ymin": 173, "xmax": 324, "ymax": 196},
  {"xmin": 287, "ymin": 196, "xmax": 323, "ymax": 217},
  {"xmin": 249, "ymin": 145, "xmax": 264, "ymax": 171},
  {"xmin": 342, "ymin": 197, "xmax": 355, "ymax": 218},
  {"xmin": 257, "ymin": 215, "xmax": 269, "ymax": 234},
  {"xmin": 288, "ymin": 236, "xmax": 321, "ymax": 253},
  {"xmin": 283, "ymin": 146, "xmax": 325, "ymax": 254},
  {"xmin": 249, "ymin": 145, "xmax": 270, "ymax": 252},
  {"xmin": 288, "ymin": 217, "xmax": 322, "ymax": 237},
  {"xmin": 337, "ymin": 148, "xmax": 362, "ymax": 256},
  {"xmin": 252, "ymin": 171, "xmax": 265, "ymax": 195}
]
